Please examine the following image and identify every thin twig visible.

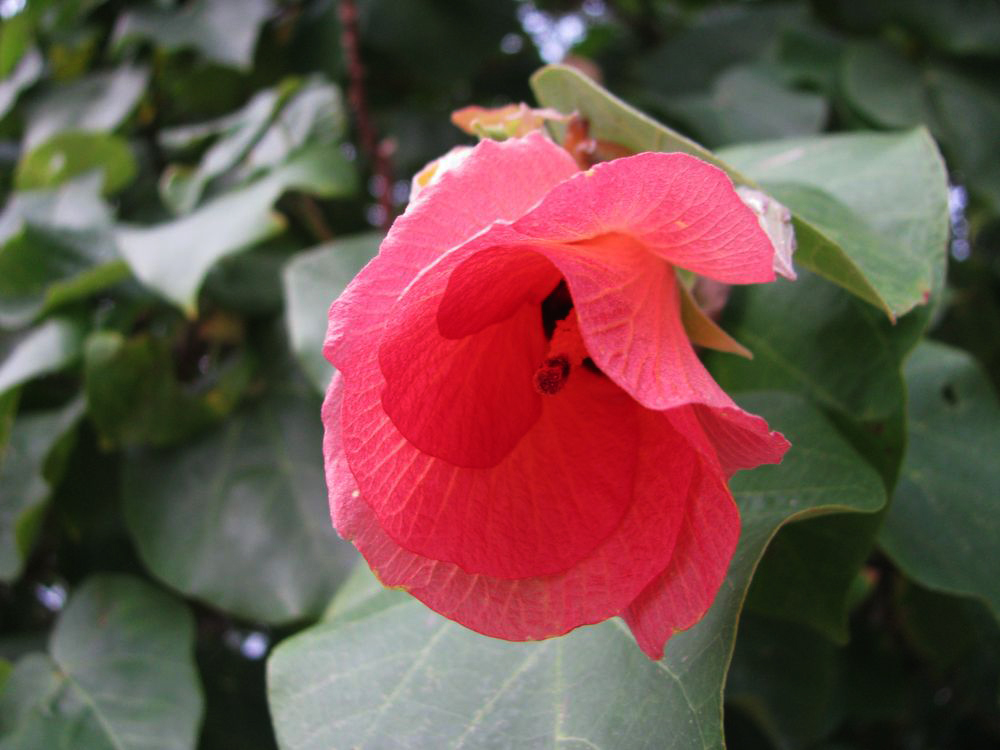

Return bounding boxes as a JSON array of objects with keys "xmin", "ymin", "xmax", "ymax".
[{"xmin": 339, "ymin": 0, "xmax": 394, "ymax": 232}]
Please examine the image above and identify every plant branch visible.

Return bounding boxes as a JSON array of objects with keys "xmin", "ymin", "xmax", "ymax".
[{"xmin": 339, "ymin": 0, "xmax": 394, "ymax": 232}]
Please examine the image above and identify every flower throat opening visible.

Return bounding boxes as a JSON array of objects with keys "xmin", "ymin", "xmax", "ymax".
[{"xmin": 534, "ymin": 281, "xmax": 599, "ymax": 395}]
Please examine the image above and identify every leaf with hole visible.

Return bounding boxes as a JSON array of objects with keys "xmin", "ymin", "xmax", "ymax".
[{"xmin": 880, "ymin": 341, "xmax": 1000, "ymax": 621}]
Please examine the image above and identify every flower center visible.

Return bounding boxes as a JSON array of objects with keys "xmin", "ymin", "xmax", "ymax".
[
  {"xmin": 534, "ymin": 309, "xmax": 590, "ymax": 396},
  {"xmin": 533, "ymin": 355, "xmax": 570, "ymax": 395}
]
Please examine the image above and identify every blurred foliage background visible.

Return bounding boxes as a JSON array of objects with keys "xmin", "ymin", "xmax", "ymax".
[{"xmin": 0, "ymin": 1, "xmax": 997, "ymax": 749}]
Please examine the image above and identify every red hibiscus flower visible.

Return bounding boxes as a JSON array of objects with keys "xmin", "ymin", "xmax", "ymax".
[{"xmin": 322, "ymin": 132, "xmax": 789, "ymax": 659}]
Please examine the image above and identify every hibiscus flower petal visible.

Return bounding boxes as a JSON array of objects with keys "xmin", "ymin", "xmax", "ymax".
[
  {"xmin": 430, "ymin": 228, "xmax": 790, "ymax": 468},
  {"xmin": 378, "ymin": 246, "xmax": 558, "ymax": 468},
  {"xmin": 324, "ymin": 132, "xmax": 578, "ymax": 372},
  {"xmin": 343, "ymin": 339, "xmax": 647, "ymax": 579},
  {"xmin": 621, "ymin": 459, "xmax": 741, "ymax": 660},
  {"xmin": 324, "ymin": 375, "xmax": 715, "ymax": 641},
  {"xmin": 687, "ymin": 404, "xmax": 791, "ymax": 476},
  {"xmin": 510, "ymin": 152, "xmax": 776, "ymax": 284},
  {"xmin": 435, "ymin": 232, "xmax": 732, "ymax": 409}
]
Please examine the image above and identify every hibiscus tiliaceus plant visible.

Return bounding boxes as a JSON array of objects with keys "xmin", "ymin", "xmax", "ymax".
[{"xmin": 321, "ymin": 120, "xmax": 791, "ymax": 660}]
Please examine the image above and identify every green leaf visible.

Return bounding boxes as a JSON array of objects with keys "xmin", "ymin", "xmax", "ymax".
[
  {"xmin": 880, "ymin": 341, "xmax": 1000, "ymax": 621},
  {"xmin": 83, "ymin": 330, "xmax": 253, "ymax": 448},
  {"xmin": 282, "ymin": 233, "xmax": 380, "ymax": 392},
  {"xmin": 0, "ymin": 175, "xmax": 124, "ymax": 328},
  {"xmin": 775, "ymin": 22, "xmax": 846, "ymax": 94},
  {"xmin": 0, "ymin": 172, "xmax": 113, "ymax": 241},
  {"xmin": 530, "ymin": 63, "xmax": 741, "ymax": 176},
  {"xmin": 22, "ymin": 64, "xmax": 149, "ymax": 149},
  {"xmin": 0, "ymin": 10, "xmax": 32, "ymax": 79},
  {"xmin": 118, "ymin": 145, "xmax": 355, "ymax": 315},
  {"xmin": 0, "ymin": 397, "xmax": 83, "ymax": 582},
  {"xmin": 0, "ymin": 575, "xmax": 203, "ymax": 750},
  {"xmin": 895, "ymin": 581, "xmax": 997, "ymax": 670},
  {"xmin": 744, "ymin": 512, "xmax": 882, "ymax": 644},
  {"xmin": 15, "ymin": 131, "xmax": 137, "ymax": 194},
  {"xmin": 0, "ymin": 47, "xmax": 42, "ymax": 121},
  {"xmin": 0, "ymin": 390, "xmax": 16, "ymax": 459},
  {"xmin": 925, "ymin": 67, "xmax": 1000, "ymax": 214},
  {"xmin": 709, "ymin": 264, "xmax": 924, "ymax": 641},
  {"xmin": 0, "ymin": 319, "xmax": 85, "ymax": 397},
  {"xmin": 122, "ymin": 378, "xmax": 357, "ymax": 624},
  {"xmin": 840, "ymin": 43, "xmax": 929, "ymax": 130},
  {"xmin": 201, "ymin": 243, "xmax": 289, "ymax": 316},
  {"xmin": 0, "ymin": 230, "xmax": 128, "ymax": 329},
  {"xmin": 159, "ymin": 86, "xmax": 286, "ymax": 214},
  {"xmin": 663, "ymin": 65, "xmax": 828, "ymax": 147},
  {"xmin": 707, "ymin": 269, "xmax": 908, "ymax": 421},
  {"xmin": 839, "ymin": 44, "xmax": 1000, "ymax": 213},
  {"xmin": 719, "ymin": 128, "xmax": 949, "ymax": 319},
  {"xmin": 828, "ymin": 0, "xmax": 1000, "ymax": 57},
  {"xmin": 634, "ymin": 4, "xmax": 801, "ymax": 96},
  {"xmin": 531, "ymin": 65, "xmax": 949, "ymax": 319},
  {"xmin": 679, "ymin": 280, "xmax": 752, "ymax": 359},
  {"xmin": 726, "ymin": 614, "xmax": 843, "ymax": 748},
  {"xmin": 161, "ymin": 76, "xmax": 346, "ymax": 214},
  {"xmin": 242, "ymin": 77, "xmax": 346, "ymax": 174},
  {"xmin": 320, "ymin": 563, "xmax": 407, "ymax": 626},
  {"xmin": 0, "ymin": 173, "xmax": 120, "ymax": 321},
  {"xmin": 0, "ymin": 225, "xmax": 127, "ymax": 328},
  {"xmin": 113, "ymin": 0, "xmax": 273, "ymax": 70},
  {"xmin": 267, "ymin": 393, "xmax": 884, "ymax": 750},
  {"xmin": 157, "ymin": 87, "xmax": 279, "ymax": 152}
]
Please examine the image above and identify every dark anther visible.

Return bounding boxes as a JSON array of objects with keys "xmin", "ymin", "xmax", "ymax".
[
  {"xmin": 534, "ymin": 355, "xmax": 571, "ymax": 395},
  {"xmin": 540, "ymin": 280, "xmax": 573, "ymax": 339}
]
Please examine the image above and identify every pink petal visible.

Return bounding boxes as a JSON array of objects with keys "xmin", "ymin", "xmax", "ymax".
[
  {"xmin": 324, "ymin": 132, "xmax": 578, "ymax": 373},
  {"xmin": 621, "ymin": 460, "xmax": 741, "ymax": 660},
  {"xmin": 378, "ymin": 246, "xmax": 558, "ymax": 467},
  {"xmin": 544, "ymin": 234, "xmax": 730, "ymax": 411},
  {"xmin": 511, "ymin": 152, "xmax": 776, "ymax": 284},
  {"xmin": 324, "ymin": 375, "xmax": 718, "ymax": 641},
  {"xmin": 688, "ymin": 404, "xmax": 790, "ymax": 476},
  {"xmin": 436, "ymin": 230, "xmax": 754, "ymax": 415},
  {"xmin": 343, "ymin": 334, "xmax": 650, "ymax": 579}
]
